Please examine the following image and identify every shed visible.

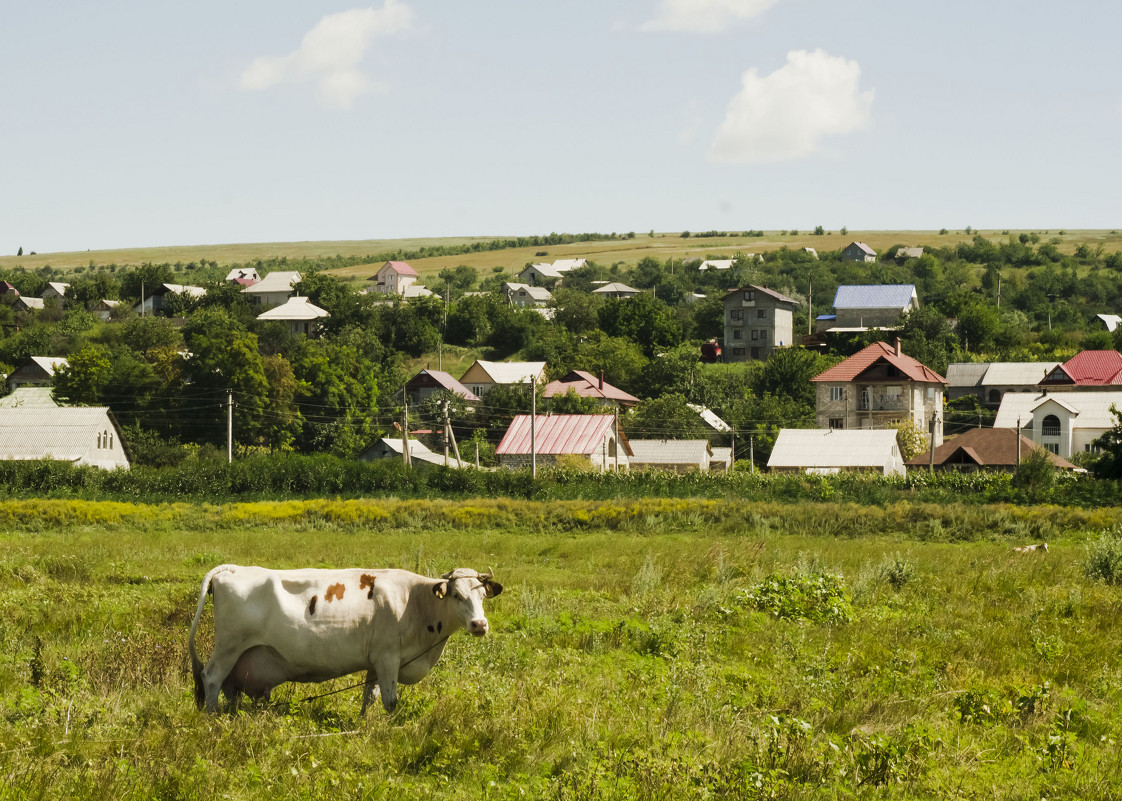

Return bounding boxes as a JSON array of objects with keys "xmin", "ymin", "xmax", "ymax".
[{"xmin": 628, "ymin": 439, "xmax": 712, "ymax": 473}]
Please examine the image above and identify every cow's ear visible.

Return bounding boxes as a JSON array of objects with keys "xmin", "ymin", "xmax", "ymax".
[
  {"xmin": 484, "ymin": 580, "xmax": 503, "ymax": 598},
  {"xmin": 433, "ymin": 581, "xmax": 448, "ymax": 599}
]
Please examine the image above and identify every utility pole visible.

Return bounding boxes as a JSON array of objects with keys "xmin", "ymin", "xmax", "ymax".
[
  {"xmin": 613, "ymin": 407, "xmax": 620, "ymax": 473},
  {"xmin": 730, "ymin": 431, "xmax": 736, "ymax": 471},
  {"xmin": 227, "ymin": 391, "xmax": 233, "ymax": 464},
  {"xmin": 749, "ymin": 435, "xmax": 755, "ymax": 473},
  {"xmin": 1017, "ymin": 417, "xmax": 1022, "ymax": 466},
  {"xmin": 807, "ymin": 279, "xmax": 812, "ymax": 336},
  {"xmin": 530, "ymin": 385, "xmax": 537, "ymax": 478},
  {"xmin": 402, "ymin": 398, "xmax": 411, "ymax": 468},
  {"xmin": 443, "ymin": 401, "xmax": 450, "ymax": 466},
  {"xmin": 140, "ymin": 280, "xmax": 145, "ymax": 317},
  {"xmin": 474, "ymin": 441, "xmax": 479, "ymax": 469},
  {"xmin": 929, "ymin": 413, "xmax": 937, "ymax": 472}
]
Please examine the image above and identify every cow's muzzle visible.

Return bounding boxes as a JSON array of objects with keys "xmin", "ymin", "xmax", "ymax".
[{"xmin": 468, "ymin": 618, "xmax": 488, "ymax": 636}]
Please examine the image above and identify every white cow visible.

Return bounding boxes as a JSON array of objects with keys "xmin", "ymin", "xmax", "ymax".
[
  {"xmin": 188, "ymin": 565, "xmax": 503, "ymax": 714},
  {"xmin": 1012, "ymin": 542, "xmax": 1048, "ymax": 554}
]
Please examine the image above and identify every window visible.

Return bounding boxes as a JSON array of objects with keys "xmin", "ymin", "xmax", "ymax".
[
  {"xmin": 732, "ymin": 348, "xmax": 745, "ymax": 355},
  {"xmin": 829, "ymin": 387, "xmax": 844, "ymax": 402},
  {"xmin": 730, "ymin": 309, "xmax": 743, "ymax": 320},
  {"xmin": 987, "ymin": 389, "xmax": 1001, "ymax": 405},
  {"xmin": 750, "ymin": 330, "xmax": 758, "ymax": 341},
  {"xmin": 1042, "ymin": 414, "xmax": 1061, "ymax": 437},
  {"xmin": 829, "ymin": 418, "xmax": 845, "ymax": 429},
  {"xmin": 756, "ymin": 309, "xmax": 766, "ymax": 318},
  {"xmin": 1044, "ymin": 443, "xmax": 1059, "ymax": 455},
  {"xmin": 758, "ymin": 330, "xmax": 767, "ymax": 343},
  {"xmin": 732, "ymin": 328, "xmax": 743, "ymax": 340},
  {"xmin": 746, "ymin": 291, "xmax": 755, "ymax": 302}
]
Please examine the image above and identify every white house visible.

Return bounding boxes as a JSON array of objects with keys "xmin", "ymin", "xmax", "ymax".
[
  {"xmin": 503, "ymin": 282, "xmax": 552, "ymax": 308},
  {"xmin": 40, "ymin": 282, "xmax": 70, "ymax": 300},
  {"xmin": 243, "ymin": 271, "xmax": 301, "ymax": 307},
  {"xmin": 0, "ymin": 406, "xmax": 130, "ymax": 470},
  {"xmin": 255, "ymin": 296, "xmax": 329, "ymax": 337},
  {"xmin": 459, "ymin": 360, "xmax": 546, "ymax": 397},
  {"xmin": 592, "ymin": 282, "xmax": 641, "ymax": 299},
  {"xmin": 135, "ymin": 283, "xmax": 206, "ymax": 315},
  {"xmin": 370, "ymin": 261, "xmax": 421, "ymax": 296},
  {"xmin": 994, "ymin": 390, "xmax": 1122, "ymax": 459},
  {"xmin": 768, "ymin": 429, "xmax": 905, "ymax": 476}
]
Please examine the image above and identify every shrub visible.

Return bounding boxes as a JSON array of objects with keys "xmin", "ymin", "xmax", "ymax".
[
  {"xmin": 1084, "ymin": 528, "xmax": 1122, "ymax": 585},
  {"xmin": 744, "ymin": 568, "xmax": 853, "ymax": 624}
]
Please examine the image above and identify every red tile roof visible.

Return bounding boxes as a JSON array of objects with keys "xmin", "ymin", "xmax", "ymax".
[
  {"xmin": 812, "ymin": 341, "xmax": 946, "ymax": 384},
  {"xmin": 383, "ymin": 261, "xmax": 418, "ymax": 277},
  {"xmin": 542, "ymin": 370, "xmax": 640, "ymax": 406},
  {"xmin": 1040, "ymin": 350, "xmax": 1122, "ymax": 386},
  {"xmin": 495, "ymin": 414, "xmax": 631, "ymax": 456}
]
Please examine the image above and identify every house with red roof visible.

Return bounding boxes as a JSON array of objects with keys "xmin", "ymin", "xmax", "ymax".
[
  {"xmin": 542, "ymin": 370, "xmax": 639, "ymax": 408},
  {"xmin": 495, "ymin": 414, "xmax": 631, "ymax": 472},
  {"xmin": 1038, "ymin": 350, "xmax": 1122, "ymax": 389},
  {"xmin": 370, "ymin": 261, "xmax": 421, "ymax": 296},
  {"xmin": 812, "ymin": 339, "xmax": 948, "ymax": 447}
]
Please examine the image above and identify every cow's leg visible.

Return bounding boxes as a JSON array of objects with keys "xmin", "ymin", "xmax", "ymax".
[
  {"xmin": 372, "ymin": 657, "xmax": 400, "ymax": 713},
  {"xmin": 200, "ymin": 647, "xmax": 246, "ymax": 713},
  {"xmin": 360, "ymin": 670, "xmax": 379, "ymax": 717}
]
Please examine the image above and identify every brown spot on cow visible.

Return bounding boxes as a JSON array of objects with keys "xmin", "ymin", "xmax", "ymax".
[
  {"xmin": 308, "ymin": 595, "xmax": 318, "ymax": 615},
  {"xmin": 325, "ymin": 583, "xmax": 345, "ymax": 602},
  {"xmin": 360, "ymin": 573, "xmax": 377, "ymax": 599}
]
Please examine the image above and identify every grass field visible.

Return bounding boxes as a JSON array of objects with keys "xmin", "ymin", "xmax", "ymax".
[
  {"xmin": 2, "ymin": 497, "xmax": 1122, "ymax": 798},
  {"xmin": 3, "ymin": 230, "xmax": 1120, "ymax": 284}
]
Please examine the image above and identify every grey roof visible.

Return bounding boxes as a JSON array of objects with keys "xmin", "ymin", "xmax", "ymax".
[
  {"xmin": 710, "ymin": 446, "xmax": 732, "ymax": 466},
  {"xmin": 687, "ymin": 403, "xmax": 732, "ymax": 432},
  {"xmin": 768, "ymin": 429, "xmax": 901, "ymax": 469},
  {"xmin": 0, "ymin": 387, "xmax": 60, "ymax": 408},
  {"xmin": 947, "ymin": 363, "xmax": 991, "ymax": 389},
  {"xmin": 256, "ymin": 296, "xmax": 329, "ymax": 321},
  {"xmin": 0, "ymin": 406, "xmax": 129, "ymax": 468},
  {"xmin": 994, "ymin": 391, "xmax": 1122, "ymax": 430},
  {"xmin": 897, "ymin": 247, "xmax": 924, "ymax": 259},
  {"xmin": 592, "ymin": 282, "xmax": 640, "ymax": 295},
  {"xmin": 30, "ymin": 356, "xmax": 68, "ymax": 376},
  {"xmin": 244, "ymin": 271, "xmax": 301, "ymax": 294},
  {"xmin": 468, "ymin": 360, "xmax": 546, "ymax": 385},
  {"xmin": 1098, "ymin": 314, "xmax": 1122, "ymax": 332},
  {"xmin": 628, "ymin": 439, "xmax": 712, "ymax": 464},
  {"xmin": 981, "ymin": 362, "xmax": 1060, "ymax": 387},
  {"xmin": 699, "ymin": 259, "xmax": 734, "ymax": 271},
  {"xmin": 833, "ymin": 284, "xmax": 917, "ymax": 310}
]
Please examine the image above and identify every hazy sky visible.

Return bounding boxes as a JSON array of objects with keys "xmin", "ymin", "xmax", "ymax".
[{"xmin": 4, "ymin": 0, "xmax": 1120, "ymax": 254}]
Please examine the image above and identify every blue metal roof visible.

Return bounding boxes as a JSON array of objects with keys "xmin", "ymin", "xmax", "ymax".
[{"xmin": 833, "ymin": 284, "xmax": 916, "ymax": 310}]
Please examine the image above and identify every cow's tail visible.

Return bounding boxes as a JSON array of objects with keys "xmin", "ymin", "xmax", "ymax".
[{"xmin": 188, "ymin": 564, "xmax": 236, "ymax": 710}]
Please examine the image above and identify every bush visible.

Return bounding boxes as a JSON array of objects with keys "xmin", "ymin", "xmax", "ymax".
[
  {"xmin": 1084, "ymin": 528, "xmax": 1122, "ymax": 585},
  {"xmin": 744, "ymin": 568, "xmax": 853, "ymax": 624}
]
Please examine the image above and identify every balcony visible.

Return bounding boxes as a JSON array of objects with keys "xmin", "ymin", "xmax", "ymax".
[{"xmin": 857, "ymin": 394, "xmax": 908, "ymax": 412}]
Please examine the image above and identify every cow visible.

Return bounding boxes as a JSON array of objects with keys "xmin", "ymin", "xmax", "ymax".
[
  {"xmin": 188, "ymin": 565, "xmax": 502, "ymax": 715},
  {"xmin": 1013, "ymin": 542, "xmax": 1048, "ymax": 554}
]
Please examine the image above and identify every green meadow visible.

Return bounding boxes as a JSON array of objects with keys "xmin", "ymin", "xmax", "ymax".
[{"xmin": 2, "ymin": 498, "xmax": 1122, "ymax": 799}]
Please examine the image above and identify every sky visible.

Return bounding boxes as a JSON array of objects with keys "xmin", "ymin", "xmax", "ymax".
[{"xmin": 3, "ymin": 0, "xmax": 1121, "ymax": 255}]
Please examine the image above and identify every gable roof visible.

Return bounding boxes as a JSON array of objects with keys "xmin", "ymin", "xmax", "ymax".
[
  {"xmin": 833, "ymin": 284, "xmax": 917, "ymax": 310},
  {"xmin": 405, "ymin": 369, "xmax": 481, "ymax": 401},
  {"xmin": 946, "ymin": 363, "xmax": 991, "ymax": 389},
  {"xmin": 687, "ymin": 403, "xmax": 732, "ymax": 432},
  {"xmin": 542, "ymin": 370, "xmax": 639, "ymax": 406},
  {"xmin": 994, "ymin": 390, "xmax": 1122, "ymax": 429},
  {"xmin": 380, "ymin": 261, "xmax": 418, "ymax": 277},
  {"xmin": 244, "ymin": 271, "xmax": 301, "ymax": 294},
  {"xmin": 1039, "ymin": 350, "xmax": 1122, "ymax": 386},
  {"xmin": 982, "ymin": 362, "xmax": 1060, "ymax": 386},
  {"xmin": 727, "ymin": 284, "xmax": 798, "ymax": 306},
  {"xmin": 462, "ymin": 360, "xmax": 546, "ymax": 385},
  {"xmin": 628, "ymin": 439, "xmax": 712, "ymax": 464},
  {"xmin": 699, "ymin": 259, "xmax": 734, "ymax": 271},
  {"xmin": 0, "ymin": 406, "xmax": 129, "ymax": 467},
  {"xmin": 255, "ymin": 296, "xmax": 329, "ymax": 321},
  {"xmin": 906, "ymin": 427, "xmax": 1076, "ymax": 469},
  {"xmin": 156, "ymin": 283, "xmax": 207, "ymax": 298},
  {"xmin": 0, "ymin": 387, "xmax": 61, "ymax": 408},
  {"xmin": 29, "ymin": 356, "xmax": 68, "ymax": 377},
  {"xmin": 592, "ymin": 282, "xmax": 640, "ymax": 295},
  {"xmin": 767, "ymin": 429, "xmax": 900, "ymax": 469},
  {"xmin": 845, "ymin": 242, "xmax": 877, "ymax": 256},
  {"xmin": 42, "ymin": 282, "xmax": 70, "ymax": 297},
  {"xmin": 1097, "ymin": 314, "xmax": 1122, "ymax": 333},
  {"xmin": 495, "ymin": 414, "xmax": 630, "ymax": 456},
  {"xmin": 812, "ymin": 341, "xmax": 946, "ymax": 384},
  {"xmin": 551, "ymin": 259, "xmax": 587, "ymax": 271}
]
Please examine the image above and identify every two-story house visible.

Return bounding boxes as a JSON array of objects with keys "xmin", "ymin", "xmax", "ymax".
[
  {"xmin": 370, "ymin": 261, "xmax": 421, "ymax": 296},
  {"xmin": 722, "ymin": 285, "xmax": 798, "ymax": 362},
  {"xmin": 841, "ymin": 242, "xmax": 877, "ymax": 262},
  {"xmin": 812, "ymin": 340, "xmax": 947, "ymax": 447},
  {"xmin": 503, "ymin": 282, "xmax": 552, "ymax": 308},
  {"xmin": 459, "ymin": 360, "xmax": 546, "ymax": 397}
]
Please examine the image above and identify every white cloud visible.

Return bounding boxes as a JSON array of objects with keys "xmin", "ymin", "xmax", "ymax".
[
  {"xmin": 641, "ymin": 0, "xmax": 780, "ymax": 33},
  {"xmin": 709, "ymin": 49, "xmax": 874, "ymax": 164},
  {"xmin": 240, "ymin": 2, "xmax": 414, "ymax": 109}
]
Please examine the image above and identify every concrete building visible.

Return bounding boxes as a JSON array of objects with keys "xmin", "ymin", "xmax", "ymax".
[{"xmin": 722, "ymin": 285, "xmax": 798, "ymax": 362}]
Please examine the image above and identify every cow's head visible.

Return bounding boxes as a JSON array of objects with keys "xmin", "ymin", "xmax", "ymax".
[{"xmin": 433, "ymin": 568, "xmax": 503, "ymax": 636}]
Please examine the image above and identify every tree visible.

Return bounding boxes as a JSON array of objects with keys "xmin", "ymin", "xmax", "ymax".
[
  {"xmin": 575, "ymin": 332, "xmax": 648, "ymax": 395},
  {"xmin": 887, "ymin": 418, "xmax": 929, "ymax": 461},
  {"xmin": 755, "ymin": 347, "xmax": 837, "ymax": 406},
  {"xmin": 543, "ymin": 388, "xmax": 602, "ymax": 415},
  {"xmin": 597, "ymin": 293, "xmax": 681, "ymax": 358},
  {"xmin": 1092, "ymin": 406, "xmax": 1122, "ymax": 479},
  {"xmin": 624, "ymin": 393, "xmax": 709, "ymax": 439},
  {"xmin": 52, "ymin": 345, "xmax": 113, "ymax": 405}
]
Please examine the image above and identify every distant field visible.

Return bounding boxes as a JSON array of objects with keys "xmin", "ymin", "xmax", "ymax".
[{"xmin": 3, "ymin": 230, "xmax": 1119, "ymax": 283}]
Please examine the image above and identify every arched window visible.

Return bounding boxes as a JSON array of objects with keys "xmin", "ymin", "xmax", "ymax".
[
  {"xmin": 97, "ymin": 432, "xmax": 102, "ymax": 449},
  {"xmin": 1042, "ymin": 414, "xmax": 1061, "ymax": 437},
  {"xmin": 608, "ymin": 437, "xmax": 616, "ymax": 458}
]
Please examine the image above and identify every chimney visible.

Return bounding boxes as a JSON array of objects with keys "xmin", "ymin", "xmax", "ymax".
[
  {"xmin": 599, "ymin": 370, "xmax": 604, "ymax": 390},
  {"xmin": 894, "ymin": 337, "xmax": 902, "ymax": 357}
]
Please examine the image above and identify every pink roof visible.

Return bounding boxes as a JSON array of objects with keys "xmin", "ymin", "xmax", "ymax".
[
  {"xmin": 383, "ymin": 261, "xmax": 418, "ymax": 277},
  {"xmin": 496, "ymin": 414, "xmax": 628, "ymax": 456},
  {"xmin": 542, "ymin": 370, "xmax": 640, "ymax": 405},
  {"xmin": 1040, "ymin": 350, "xmax": 1122, "ymax": 386},
  {"xmin": 812, "ymin": 341, "xmax": 946, "ymax": 384}
]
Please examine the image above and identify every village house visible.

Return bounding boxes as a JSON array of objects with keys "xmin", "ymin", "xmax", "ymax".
[
  {"xmin": 698, "ymin": 259, "xmax": 734, "ymax": 271},
  {"xmin": 722, "ymin": 285, "xmax": 798, "ymax": 362},
  {"xmin": 768, "ymin": 429, "xmax": 905, "ymax": 476},
  {"xmin": 6, "ymin": 356, "xmax": 68, "ymax": 392},
  {"xmin": 0, "ymin": 406, "xmax": 130, "ymax": 469},
  {"xmin": 628, "ymin": 439, "xmax": 713, "ymax": 473},
  {"xmin": 1038, "ymin": 350, "xmax": 1122, "ymax": 390},
  {"xmin": 136, "ymin": 283, "xmax": 206, "ymax": 315},
  {"xmin": 243, "ymin": 271, "xmax": 301, "ymax": 307},
  {"xmin": 459, "ymin": 360, "xmax": 546, "ymax": 397},
  {"xmin": 542, "ymin": 370, "xmax": 639, "ymax": 409},
  {"xmin": 401, "ymin": 369, "xmax": 481, "ymax": 407},
  {"xmin": 226, "ymin": 268, "xmax": 260, "ymax": 286},
  {"xmin": 14, "ymin": 297, "xmax": 44, "ymax": 312},
  {"xmin": 255, "ymin": 296, "xmax": 329, "ymax": 337},
  {"xmin": 946, "ymin": 362, "xmax": 1060, "ymax": 407},
  {"xmin": 812, "ymin": 339, "xmax": 947, "ymax": 447},
  {"xmin": 502, "ymin": 282, "xmax": 552, "ymax": 308},
  {"xmin": 591, "ymin": 282, "xmax": 641, "ymax": 300},
  {"xmin": 841, "ymin": 242, "xmax": 877, "ymax": 262},
  {"xmin": 40, "ymin": 282, "xmax": 70, "ymax": 301},
  {"xmin": 994, "ymin": 390, "xmax": 1122, "ymax": 459},
  {"xmin": 92, "ymin": 299, "xmax": 120, "ymax": 321},
  {"xmin": 906, "ymin": 427, "xmax": 1076, "ymax": 472},
  {"xmin": 820, "ymin": 284, "xmax": 919, "ymax": 333},
  {"xmin": 495, "ymin": 414, "xmax": 630, "ymax": 472},
  {"xmin": 369, "ymin": 261, "xmax": 428, "ymax": 297},
  {"xmin": 358, "ymin": 436, "xmax": 467, "ymax": 469}
]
